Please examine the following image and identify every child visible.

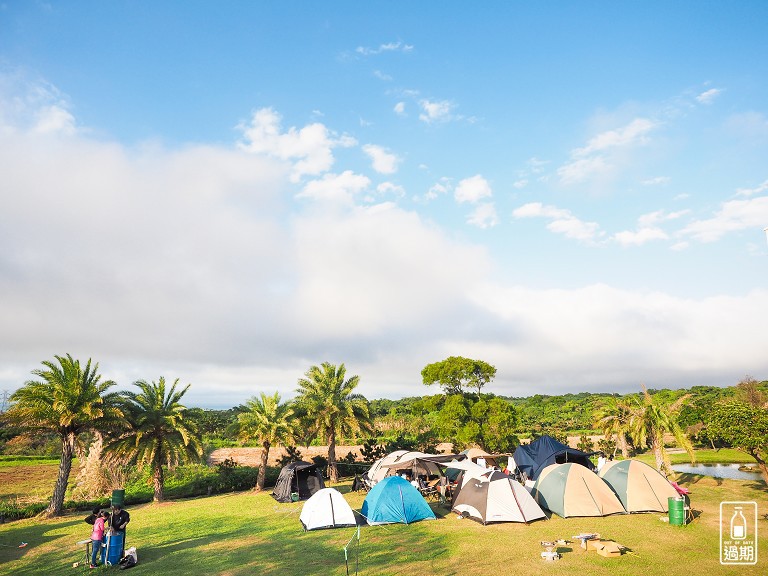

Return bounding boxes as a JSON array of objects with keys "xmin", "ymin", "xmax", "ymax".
[{"xmin": 90, "ymin": 510, "xmax": 109, "ymax": 568}]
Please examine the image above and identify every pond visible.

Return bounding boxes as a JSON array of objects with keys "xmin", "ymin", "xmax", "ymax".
[{"xmin": 671, "ymin": 463, "xmax": 762, "ymax": 481}]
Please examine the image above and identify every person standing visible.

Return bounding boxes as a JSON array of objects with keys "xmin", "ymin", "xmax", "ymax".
[
  {"xmin": 109, "ymin": 504, "xmax": 131, "ymax": 556},
  {"xmin": 89, "ymin": 511, "xmax": 109, "ymax": 568}
]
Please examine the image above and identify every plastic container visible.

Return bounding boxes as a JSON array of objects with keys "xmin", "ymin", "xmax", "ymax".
[
  {"xmin": 668, "ymin": 496, "xmax": 685, "ymax": 526},
  {"xmin": 102, "ymin": 531, "xmax": 124, "ymax": 565}
]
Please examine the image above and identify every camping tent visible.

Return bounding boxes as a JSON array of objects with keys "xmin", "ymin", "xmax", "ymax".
[
  {"xmin": 452, "ymin": 470, "xmax": 546, "ymax": 524},
  {"xmin": 599, "ymin": 459, "xmax": 680, "ymax": 512},
  {"xmin": 361, "ymin": 476, "xmax": 436, "ymax": 525},
  {"xmin": 459, "ymin": 448, "xmax": 509, "ymax": 469},
  {"xmin": 513, "ymin": 435, "xmax": 596, "ymax": 481},
  {"xmin": 300, "ymin": 488, "xmax": 358, "ymax": 530},
  {"xmin": 272, "ymin": 461, "xmax": 325, "ymax": 503},
  {"xmin": 532, "ymin": 463, "xmax": 625, "ymax": 518}
]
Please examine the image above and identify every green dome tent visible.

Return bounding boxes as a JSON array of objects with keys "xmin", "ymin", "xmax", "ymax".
[
  {"xmin": 532, "ymin": 463, "xmax": 625, "ymax": 518},
  {"xmin": 599, "ymin": 459, "xmax": 680, "ymax": 512}
]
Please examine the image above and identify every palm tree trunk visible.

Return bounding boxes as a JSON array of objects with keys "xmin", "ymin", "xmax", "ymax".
[
  {"xmin": 652, "ymin": 436, "xmax": 667, "ymax": 476},
  {"xmin": 619, "ymin": 433, "xmax": 629, "ymax": 459},
  {"xmin": 153, "ymin": 451, "xmax": 165, "ymax": 502},
  {"xmin": 257, "ymin": 442, "xmax": 270, "ymax": 491},
  {"xmin": 750, "ymin": 450, "xmax": 768, "ymax": 485},
  {"xmin": 46, "ymin": 432, "xmax": 75, "ymax": 517},
  {"xmin": 328, "ymin": 432, "xmax": 338, "ymax": 484}
]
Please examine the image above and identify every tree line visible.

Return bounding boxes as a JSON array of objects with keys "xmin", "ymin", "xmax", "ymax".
[{"xmin": 2, "ymin": 354, "xmax": 767, "ymax": 517}]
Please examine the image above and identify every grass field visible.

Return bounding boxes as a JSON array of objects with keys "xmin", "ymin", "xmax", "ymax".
[{"xmin": 1, "ymin": 471, "xmax": 765, "ymax": 576}]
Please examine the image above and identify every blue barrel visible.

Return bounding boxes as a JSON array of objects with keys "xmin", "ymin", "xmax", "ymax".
[{"xmin": 101, "ymin": 532, "xmax": 124, "ymax": 565}]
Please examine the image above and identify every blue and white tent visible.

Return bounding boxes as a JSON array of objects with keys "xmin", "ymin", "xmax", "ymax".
[{"xmin": 360, "ymin": 476, "xmax": 436, "ymax": 525}]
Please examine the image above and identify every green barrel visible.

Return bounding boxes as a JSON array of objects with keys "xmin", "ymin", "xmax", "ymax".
[
  {"xmin": 668, "ymin": 497, "xmax": 685, "ymax": 526},
  {"xmin": 111, "ymin": 489, "xmax": 125, "ymax": 507}
]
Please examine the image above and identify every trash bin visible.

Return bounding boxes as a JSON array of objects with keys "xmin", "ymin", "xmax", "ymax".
[
  {"xmin": 668, "ymin": 496, "xmax": 685, "ymax": 526},
  {"xmin": 111, "ymin": 489, "xmax": 125, "ymax": 507},
  {"xmin": 102, "ymin": 531, "xmax": 124, "ymax": 565}
]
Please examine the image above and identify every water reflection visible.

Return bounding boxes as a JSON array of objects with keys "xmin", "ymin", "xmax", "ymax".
[{"xmin": 671, "ymin": 463, "xmax": 760, "ymax": 481}]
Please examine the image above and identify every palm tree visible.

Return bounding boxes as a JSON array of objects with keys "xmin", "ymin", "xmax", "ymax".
[
  {"xmin": 594, "ymin": 397, "xmax": 634, "ymax": 458},
  {"xmin": 295, "ymin": 362, "xmax": 372, "ymax": 483},
  {"xmin": 234, "ymin": 392, "xmax": 294, "ymax": 490},
  {"xmin": 106, "ymin": 377, "xmax": 202, "ymax": 502},
  {"xmin": 628, "ymin": 385, "xmax": 695, "ymax": 476},
  {"xmin": 7, "ymin": 354, "xmax": 121, "ymax": 517}
]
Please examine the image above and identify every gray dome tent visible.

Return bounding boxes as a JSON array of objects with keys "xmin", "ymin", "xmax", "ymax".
[{"xmin": 272, "ymin": 461, "xmax": 325, "ymax": 503}]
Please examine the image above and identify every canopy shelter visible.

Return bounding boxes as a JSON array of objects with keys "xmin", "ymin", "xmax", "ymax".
[
  {"xmin": 300, "ymin": 488, "xmax": 358, "ymax": 530},
  {"xmin": 360, "ymin": 476, "xmax": 436, "ymax": 525},
  {"xmin": 272, "ymin": 461, "xmax": 325, "ymax": 503},
  {"xmin": 599, "ymin": 459, "xmax": 680, "ymax": 512},
  {"xmin": 513, "ymin": 435, "xmax": 596, "ymax": 481},
  {"xmin": 452, "ymin": 469, "xmax": 546, "ymax": 524},
  {"xmin": 532, "ymin": 463, "xmax": 625, "ymax": 518},
  {"xmin": 366, "ymin": 451, "xmax": 463, "ymax": 486},
  {"xmin": 459, "ymin": 448, "xmax": 510, "ymax": 469}
]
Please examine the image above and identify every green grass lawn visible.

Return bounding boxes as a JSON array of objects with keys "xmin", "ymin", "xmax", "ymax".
[
  {"xmin": 632, "ymin": 448, "xmax": 758, "ymax": 465},
  {"xmin": 1, "ymin": 473, "xmax": 765, "ymax": 576}
]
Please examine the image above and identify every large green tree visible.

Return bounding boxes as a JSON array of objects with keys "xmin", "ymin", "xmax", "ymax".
[
  {"xmin": 295, "ymin": 362, "xmax": 372, "ymax": 483},
  {"xmin": 7, "ymin": 354, "xmax": 121, "ymax": 517},
  {"xmin": 106, "ymin": 377, "xmax": 202, "ymax": 502},
  {"xmin": 234, "ymin": 392, "xmax": 294, "ymax": 490},
  {"xmin": 628, "ymin": 386, "xmax": 695, "ymax": 476},
  {"xmin": 432, "ymin": 394, "xmax": 518, "ymax": 452},
  {"xmin": 707, "ymin": 400, "xmax": 768, "ymax": 484},
  {"xmin": 421, "ymin": 356, "xmax": 497, "ymax": 395}
]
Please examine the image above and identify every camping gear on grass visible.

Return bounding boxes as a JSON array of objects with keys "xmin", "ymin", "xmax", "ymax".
[
  {"xmin": 532, "ymin": 463, "xmax": 625, "ymax": 518},
  {"xmin": 272, "ymin": 461, "xmax": 325, "ymax": 503},
  {"xmin": 513, "ymin": 435, "xmax": 597, "ymax": 481},
  {"xmin": 361, "ymin": 475, "xmax": 436, "ymax": 525},
  {"xmin": 452, "ymin": 469, "xmax": 546, "ymax": 524},
  {"xmin": 599, "ymin": 459, "xmax": 680, "ymax": 512},
  {"xmin": 300, "ymin": 488, "xmax": 357, "ymax": 530}
]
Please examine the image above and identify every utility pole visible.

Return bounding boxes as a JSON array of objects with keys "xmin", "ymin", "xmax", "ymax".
[{"xmin": 0, "ymin": 390, "xmax": 9, "ymax": 413}]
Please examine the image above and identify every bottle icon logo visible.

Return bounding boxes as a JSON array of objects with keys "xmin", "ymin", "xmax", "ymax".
[{"xmin": 730, "ymin": 506, "xmax": 747, "ymax": 540}]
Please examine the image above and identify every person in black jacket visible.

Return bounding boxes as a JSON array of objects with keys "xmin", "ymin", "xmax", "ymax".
[{"xmin": 109, "ymin": 504, "xmax": 131, "ymax": 556}]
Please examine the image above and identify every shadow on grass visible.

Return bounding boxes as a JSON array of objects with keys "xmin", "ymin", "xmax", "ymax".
[
  {"xmin": 676, "ymin": 472, "xmax": 723, "ymax": 486},
  {"xmin": 0, "ymin": 518, "xmax": 86, "ymax": 573}
]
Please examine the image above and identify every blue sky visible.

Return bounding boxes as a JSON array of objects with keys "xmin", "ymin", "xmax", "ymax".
[{"xmin": 1, "ymin": 2, "xmax": 767, "ymax": 407}]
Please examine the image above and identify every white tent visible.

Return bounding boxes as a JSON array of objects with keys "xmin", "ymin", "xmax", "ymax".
[
  {"xmin": 299, "ymin": 488, "xmax": 357, "ymax": 531},
  {"xmin": 452, "ymin": 470, "xmax": 546, "ymax": 524},
  {"xmin": 366, "ymin": 451, "xmax": 457, "ymax": 485}
]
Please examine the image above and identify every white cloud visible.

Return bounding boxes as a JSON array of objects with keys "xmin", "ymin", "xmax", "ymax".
[
  {"xmin": 613, "ymin": 227, "xmax": 669, "ymax": 246},
  {"xmin": 696, "ymin": 88, "xmax": 723, "ymax": 104},
  {"xmin": 467, "ymin": 202, "xmax": 498, "ymax": 229},
  {"xmin": 513, "ymin": 202, "xmax": 602, "ymax": 242},
  {"xmin": 735, "ymin": 179, "xmax": 768, "ymax": 197},
  {"xmin": 373, "ymin": 70, "xmax": 392, "ymax": 81},
  {"xmin": 512, "ymin": 179, "xmax": 528, "ymax": 189},
  {"xmin": 558, "ymin": 118, "xmax": 657, "ymax": 185},
  {"xmin": 573, "ymin": 118, "xmax": 656, "ymax": 158},
  {"xmin": 469, "ymin": 283, "xmax": 768, "ymax": 391},
  {"xmin": 678, "ymin": 196, "xmax": 768, "ymax": 242},
  {"xmin": 424, "ymin": 179, "xmax": 450, "ymax": 201},
  {"xmin": 362, "ymin": 144, "xmax": 400, "ymax": 174},
  {"xmin": 454, "ymin": 174, "xmax": 492, "ymax": 204},
  {"xmin": 637, "ymin": 209, "xmax": 689, "ymax": 227},
  {"xmin": 557, "ymin": 156, "xmax": 610, "ymax": 185},
  {"xmin": 356, "ymin": 41, "xmax": 414, "ymax": 56},
  {"xmin": 297, "ymin": 170, "xmax": 370, "ymax": 204},
  {"xmin": 418, "ymin": 99, "xmax": 455, "ymax": 123},
  {"xmin": 237, "ymin": 107, "xmax": 356, "ymax": 182},
  {"xmin": 394, "ymin": 101, "xmax": 406, "ymax": 116},
  {"xmin": 376, "ymin": 181, "xmax": 405, "ymax": 197},
  {"xmin": 642, "ymin": 176, "xmax": 670, "ymax": 186}
]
